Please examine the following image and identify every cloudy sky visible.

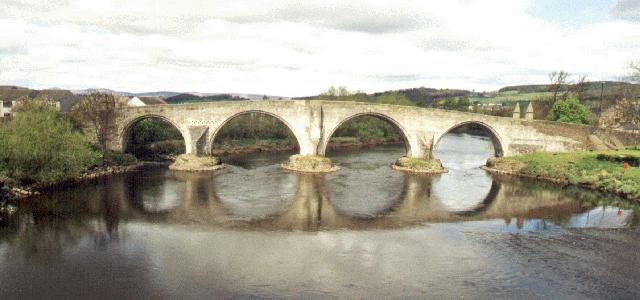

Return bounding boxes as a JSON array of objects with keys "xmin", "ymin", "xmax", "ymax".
[{"xmin": 1, "ymin": 0, "xmax": 639, "ymax": 96}]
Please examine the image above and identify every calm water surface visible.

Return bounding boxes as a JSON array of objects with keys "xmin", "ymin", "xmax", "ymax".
[{"xmin": 1, "ymin": 134, "xmax": 639, "ymax": 299}]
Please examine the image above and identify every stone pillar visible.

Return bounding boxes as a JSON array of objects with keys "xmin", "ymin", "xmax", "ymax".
[
  {"xmin": 0, "ymin": 101, "xmax": 4, "ymax": 118},
  {"xmin": 512, "ymin": 103, "xmax": 521, "ymax": 119},
  {"xmin": 187, "ymin": 126, "xmax": 209, "ymax": 155},
  {"xmin": 283, "ymin": 103, "xmax": 338, "ymax": 172},
  {"xmin": 525, "ymin": 102, "xmax": 534, "ymax": 120},
  {"xmin": 307, "ymin": 103, "xmax": 323, "ymax": 156},
  {"xmin": 413, "ymin": 131, "xmax": 434, "ymax": 159}
]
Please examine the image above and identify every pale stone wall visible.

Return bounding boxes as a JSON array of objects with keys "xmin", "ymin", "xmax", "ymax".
[{"xmin": 109, "ymin": 100, "xmax": 640, "ymax": 158}]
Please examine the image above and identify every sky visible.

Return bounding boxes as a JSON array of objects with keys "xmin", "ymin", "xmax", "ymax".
[{"xmin": 0, "ymin": 0, "xmax": 639, "ymax": 96}]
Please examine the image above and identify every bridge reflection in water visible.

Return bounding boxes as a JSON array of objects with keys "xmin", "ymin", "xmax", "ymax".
[{"xmin": 33, "ymin": 163, "xmax": 632, "ymax": 236}]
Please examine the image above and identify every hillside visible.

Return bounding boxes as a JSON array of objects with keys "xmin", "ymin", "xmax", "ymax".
[
  {"xmin": 164, "ymin": 93, "xmax": 249, "ymax": 104},
  {"xmin": 389, "ymin": 87, "xmax": 473, "ymax": 107},
  {"xmin": 477, "ymin": 81, "xmax": 640, "ymax": 105}
]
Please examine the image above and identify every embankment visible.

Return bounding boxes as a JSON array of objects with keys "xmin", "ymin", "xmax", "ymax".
[{"xmin": 484, "ymin": 149, "xmax": 640, "ymax": 202}]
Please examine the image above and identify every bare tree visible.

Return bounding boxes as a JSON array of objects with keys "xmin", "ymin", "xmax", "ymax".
[
  {"xmin": 72, "ymin": 93, "xmax": 118, "ymax": 162},
  {"xmin": 629, "ymin": 61, "xmax": 640, "ymax": 83},
  {"xmin": 600, "ymin": 62, "xmax": 640, "ymax": 131},
  {"xmin": 548, "ymin": 71, "xmax": 570, "ymax": 104},
  {"xmin": 569, "ymin": 74, "xmax": 589, "ymax": 101}
]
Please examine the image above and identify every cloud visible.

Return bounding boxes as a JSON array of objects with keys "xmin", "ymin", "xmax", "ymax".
[
  {"xmin": 0, "ymin": 0, "xmax": 638, "ymax": 95},
  {"xmin": 612, "ymin": 0, "xmax": 640, "ymax": 21}
]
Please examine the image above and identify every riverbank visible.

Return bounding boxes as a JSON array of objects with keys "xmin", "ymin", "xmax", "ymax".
[
  {"xmin": 1, "ymin": 162, "xmax": 145, "ymax": 200},
  {"xmin": 484, "ymin": 149, "xmax": 640, "ymax": 202}
]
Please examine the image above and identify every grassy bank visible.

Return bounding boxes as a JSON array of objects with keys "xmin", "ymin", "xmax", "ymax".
[{"xmin": 486, "ymin": 148, "xmax": 640, "ymax": 202}]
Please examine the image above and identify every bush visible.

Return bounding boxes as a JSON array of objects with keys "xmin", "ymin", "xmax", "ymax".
[
  {"xmin": 596, "ymin": 153, "xmax": 640, "ymax": 167},
  {"xmin": 548, "ymin": 95, "xmax": 592, "ymax": 124},
  {"xmin": 0, "ymin": 102, "xmax": 96, "ymax": 184}
]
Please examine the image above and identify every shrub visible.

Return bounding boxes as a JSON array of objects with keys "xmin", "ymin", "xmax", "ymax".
[
  {"xmin": 548, "ymin": 95, "xmax": 592, "ymax": 124},
  {"xmin": 596, "ymin": 153, "xmax": 640, "ymax": 167},
  {"xmin": 0, "ymin": 102, "xmax": 96, "ymax": 184}
]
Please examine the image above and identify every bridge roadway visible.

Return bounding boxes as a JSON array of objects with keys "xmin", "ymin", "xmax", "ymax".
[{"xmin": 109, "ymin": 100, "xmax": 640, "ymax": 160}]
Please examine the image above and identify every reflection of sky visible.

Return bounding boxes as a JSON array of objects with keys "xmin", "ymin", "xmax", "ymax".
[
  {"xmin": 328, "ymin": 146, "xmax": 405, "ymax": 217},
  {"xmin": 482, "ymin": 206, "xmax": 633, "ymax": 233},
  {"xmin": 142, "ymin": 179, "xmax": 184, "ymax": 213},
  {"xmin": 215, "ymin": 165, "xmax": 297, "ymax": 219},
  {"xmin": 566, "ymin": 207, "xmax": 632, "ymax": 228},
  {"xmin": 433, "ymin": 133, "xmax": 495, "ymax": 211}
]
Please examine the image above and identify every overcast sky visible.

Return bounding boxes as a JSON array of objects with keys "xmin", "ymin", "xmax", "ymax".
[{"xmin": 1, "ymin": 0, "xmax": 639, "ymax": 96}]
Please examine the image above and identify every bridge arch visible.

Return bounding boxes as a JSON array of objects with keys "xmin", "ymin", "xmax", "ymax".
[
  {"xmin": 319, "ymin": 112, "xmax": 412, "ymax": 156},
  {"xmin": 434, "ymin": 121, "xmax": 505, "ymax": 157},
  {"xmin": 120, "ymin": 114, "xmax": 187, "ymax": 154},
  {"xmin": 209, "ymin": 110, "xmax": 302, "ymax": 154}
]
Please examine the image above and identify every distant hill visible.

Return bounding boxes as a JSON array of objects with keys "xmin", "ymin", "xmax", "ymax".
[
  {"xmin": 390, "ymin": 87, "xmax": 473, "ymax": 107},
  {"xmin": 498, "ymin": 81, "xmax": 638, "ymax": 94},
  {"xmin": 165, "ymin": 93, "xmax": 250, "ymax": 104},
  {"xmin": 71, "ymin": 88, "xmax": 286, "ymax": 100}
]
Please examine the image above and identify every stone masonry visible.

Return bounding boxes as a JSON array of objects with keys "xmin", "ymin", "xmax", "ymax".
[{"xmin": 109, "ymin": 100, "xmax": 640, "ymax": 160}]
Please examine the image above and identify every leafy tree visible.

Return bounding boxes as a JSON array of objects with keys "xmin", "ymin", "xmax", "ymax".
[
  {"xmin": 548, "ymin": 95, "xmax": 592, "ymax": 124},
  {"xmin": 0, "ymin": 99, "xmax": 95, "ymax": 184}
]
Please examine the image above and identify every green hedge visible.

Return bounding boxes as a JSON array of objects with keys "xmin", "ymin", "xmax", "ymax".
[{"xmin": 596, "ymin": 153, "xmax": 640, "ymax": 167}]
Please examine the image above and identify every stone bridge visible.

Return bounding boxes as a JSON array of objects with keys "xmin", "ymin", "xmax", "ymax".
[{"xmin": 109, "ymin": 100, "xmax": 640, "ymax": 169}]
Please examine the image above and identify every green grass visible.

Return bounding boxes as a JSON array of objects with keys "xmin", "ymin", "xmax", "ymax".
[
  {"xmin": 471, "ymin": 91, "xmax": 552, "ymax": 104},
  {"xmin": 494, "ymin": 149, "xmax": 640, "ymax": 201}
]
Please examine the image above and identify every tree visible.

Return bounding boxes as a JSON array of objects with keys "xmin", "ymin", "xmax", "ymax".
[
  {"xmin": 629, "ymin": 61, "xmax": 640, "ymax": 83},
  {"xmin": 72, "ymin": 93, "xmax": 118, "ymax": 162},
  {"xmin": 548, "ymin": 95, "xmax": 592, "ymax": 125},
  {"xmin": 548, "ymin": 71, "xmax": 570, "ymax": 104},
  {"xmin": 569, "ymin": 74, "xmax": 589, "ymax": 101},
  {"xmin": 321, "ymin": 86, "xmax": 351, "ymax": 98},
  {"xmin": 0, "ymin": 99, "xmax": 95, "ymax": 184},
  {"xmin": 619, "ymin": 61, "xmax": 640, "ymax": 131}
]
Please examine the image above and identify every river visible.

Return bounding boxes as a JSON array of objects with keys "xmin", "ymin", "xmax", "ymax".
[{"xmin": 1, "ymin": 133, "xmax": 639, "ymax": 299}]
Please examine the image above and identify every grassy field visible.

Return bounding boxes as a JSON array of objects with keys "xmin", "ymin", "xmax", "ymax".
[
  {"xmin": 471, "ymin": 91, "xmax": 552, "ymax": 104},
  {"xmin": 487, "ymin": 149, "xmax": 640, "ymax": 201}
]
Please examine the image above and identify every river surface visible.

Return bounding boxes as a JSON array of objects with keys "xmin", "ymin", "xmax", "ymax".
[{"xmin": 1, "ymin": 134, "xmax": 640, "ymax": 299}]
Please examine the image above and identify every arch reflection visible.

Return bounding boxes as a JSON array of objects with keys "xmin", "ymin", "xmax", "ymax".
[{"xmin": 116, "ymin": 166, "xmax": 625, "ymax": 231}]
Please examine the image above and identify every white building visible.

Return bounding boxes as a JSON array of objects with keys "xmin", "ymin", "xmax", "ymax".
[
  {"xmin": 127, "ymin": 96, "xmax": 167, "ymax": 107},
  {"xmin": 0, "ymin": 100, "xmax": 61, "ymax": 118},
  {"xmin": 1, "ymin": 101, "xmax": 16, "ymax": 118}
]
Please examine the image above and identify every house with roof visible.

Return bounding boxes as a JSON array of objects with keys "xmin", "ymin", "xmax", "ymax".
[{"xmin": 127, "ymin": 96, "xmax": 167, "ymax": 107}]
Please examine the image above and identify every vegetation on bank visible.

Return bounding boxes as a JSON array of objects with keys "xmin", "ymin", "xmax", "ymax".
[
  {"xmin": 486, "ymin": 148, "xmax": 640, "ymax": 201},
  {"xmin": 0, "ymin": 98, "xmax": 137, "ymax": 189}
]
